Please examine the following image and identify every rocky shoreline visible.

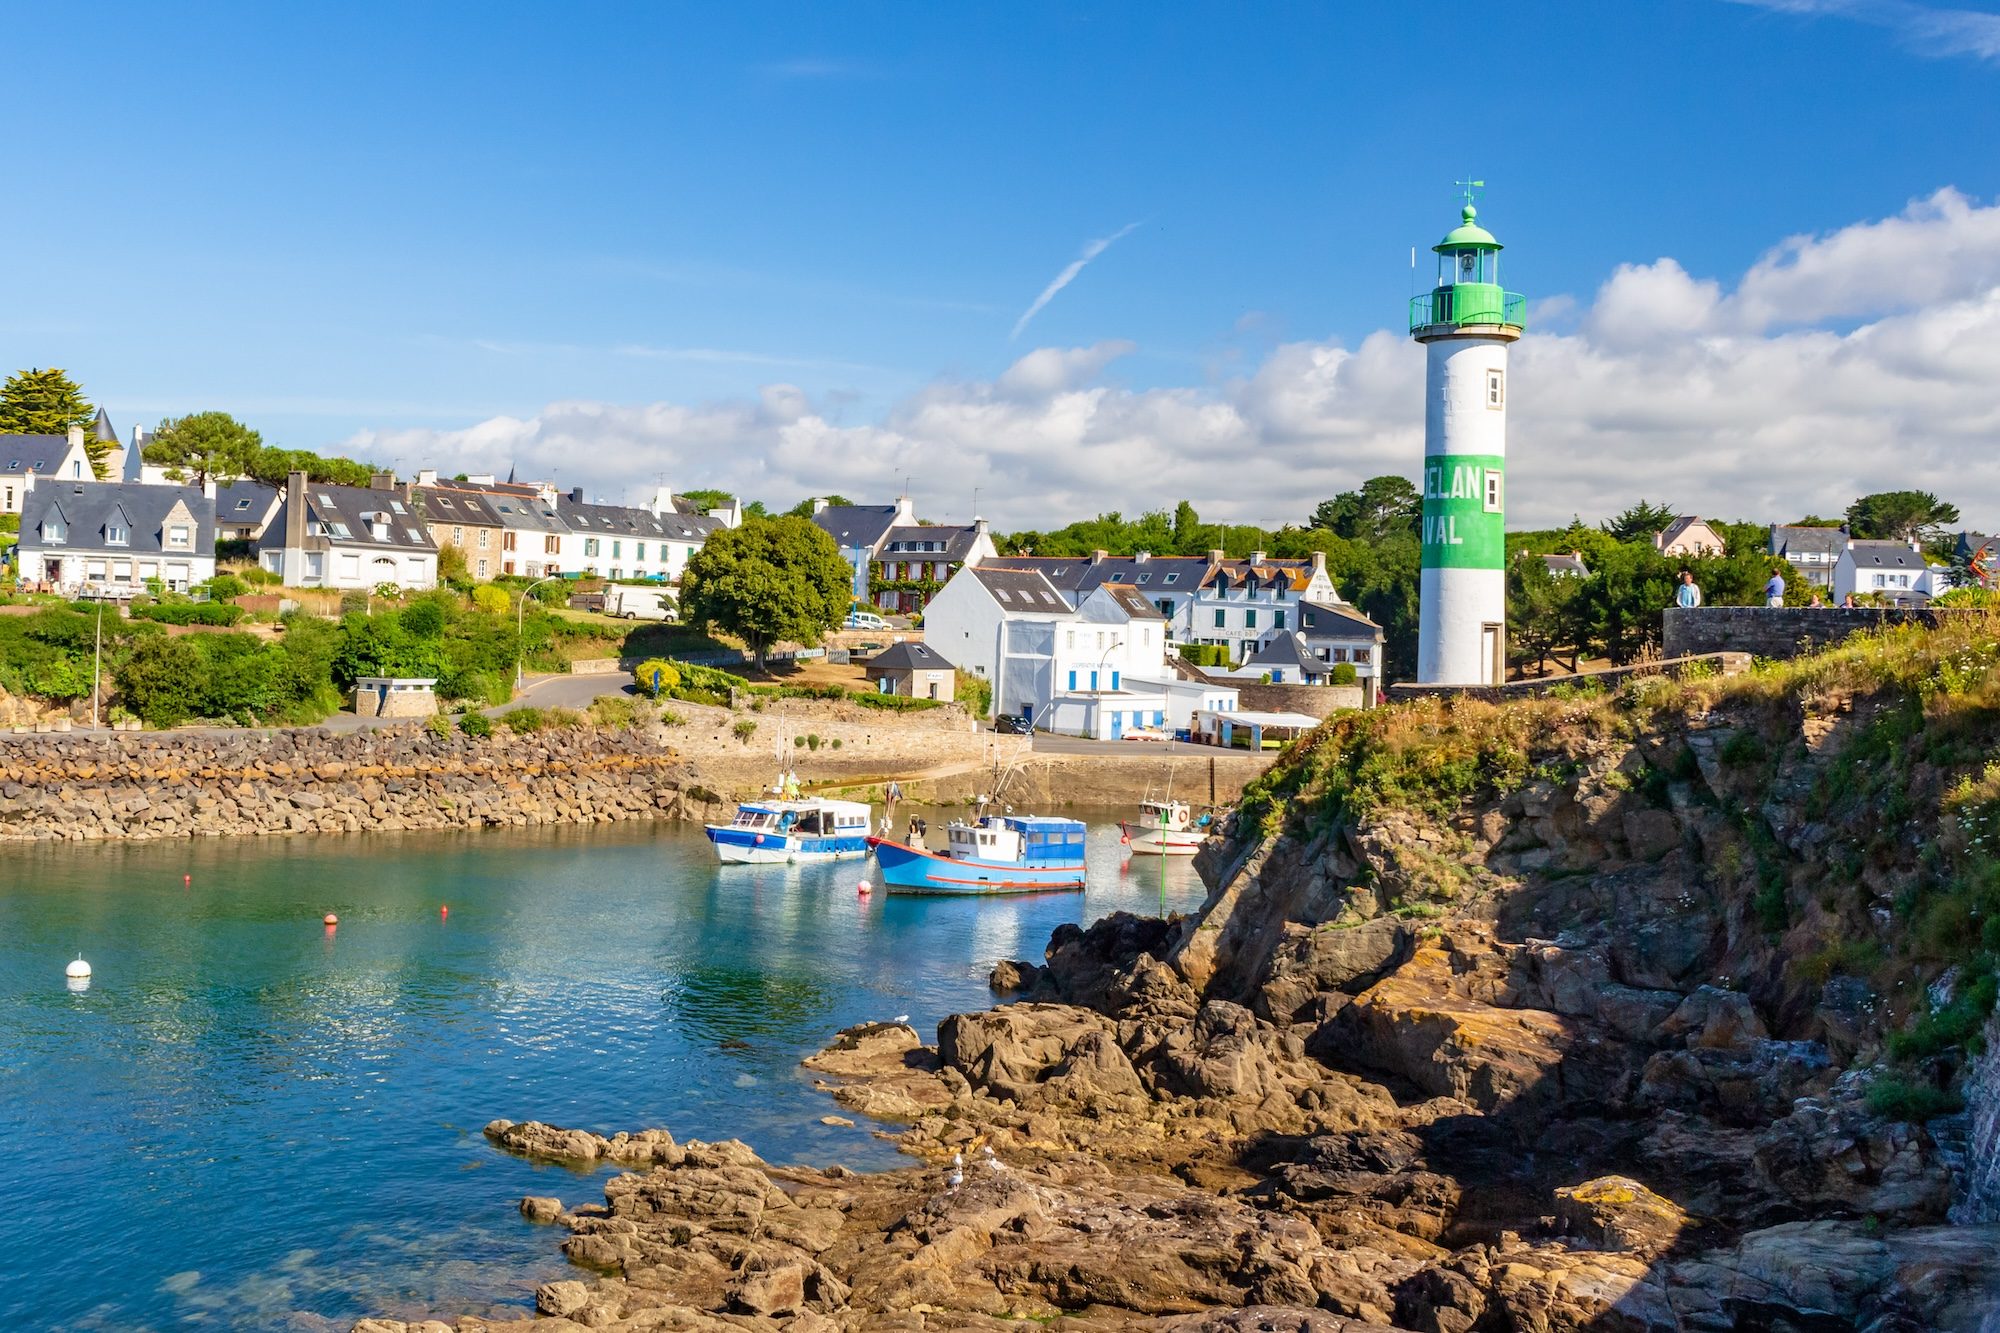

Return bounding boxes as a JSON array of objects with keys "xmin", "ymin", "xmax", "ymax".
[
  {"xmin": 348, "ymin": 685, "xmax": 2000, "ymax": 1331},
  {"xmin": 0, "ymin": 725, "xmax": 690, "ymax": 842}
]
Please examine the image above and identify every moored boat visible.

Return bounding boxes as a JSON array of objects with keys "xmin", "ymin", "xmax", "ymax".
[
  {"xmin": 1121, "ymin": 799, "xmax": 1207, "ymax": 856},
  {"xmin": 705, "ymin": 798, "xmax": 873, "ymax": 864},
  {"xmin": 867, "ymin": 815, "xmax": 1087, "ymax": 894}
]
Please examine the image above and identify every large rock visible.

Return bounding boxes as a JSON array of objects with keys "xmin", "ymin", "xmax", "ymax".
[
  {"xmin": 1254, "ymin": 918, "xmax": 1412, "ymax": 1023},
  {"xmin": 937, "ymin": 1003, "xmax": 1141, "ymax": 1107},
  {"xmin": 1551, "ymin": 1176, "xmax": 1686, "ymax": 1256}
]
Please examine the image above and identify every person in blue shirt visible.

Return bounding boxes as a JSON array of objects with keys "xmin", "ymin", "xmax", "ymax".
[
  {"xmin": 1764, "ymin": 571, "xmax": 1786, "ymax": 607},
  {"xmin": 1675, "ymin": 571, "xmax": 1702, "ymax": 608}
]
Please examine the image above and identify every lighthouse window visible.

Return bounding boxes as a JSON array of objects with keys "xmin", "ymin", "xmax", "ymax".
[
  {"xmin": 1486, "ymin": 369, "xmax": 1504, "ymax": 408},
  {"xmin": 1483, "ymin": 471, "xmax": 1504, "ymax": 514}
]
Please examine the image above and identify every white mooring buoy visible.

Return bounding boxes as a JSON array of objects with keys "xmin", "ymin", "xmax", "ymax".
[{"xmin": 66, "ymin": 956, "xmax": 92, "ymax": 980}]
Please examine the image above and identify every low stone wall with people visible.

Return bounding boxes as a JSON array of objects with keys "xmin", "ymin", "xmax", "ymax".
[
  {"xmin": 0, "ymin": 724, "xmax": 690, "ymax": 843},
  {"xmin": 1662, "ymin": 605, "xmax": 1976, "ymax": 661}
]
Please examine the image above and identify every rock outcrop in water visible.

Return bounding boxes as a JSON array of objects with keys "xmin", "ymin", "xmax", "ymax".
[{"xmin": 357, "ymin": 620, "xmax": 2000, "ymax": 1332}]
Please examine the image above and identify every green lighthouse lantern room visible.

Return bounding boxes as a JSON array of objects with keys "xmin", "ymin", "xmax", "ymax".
[{"xmin": 1410, "ymin": 185, "xmax": 1526, "ymax": 335}]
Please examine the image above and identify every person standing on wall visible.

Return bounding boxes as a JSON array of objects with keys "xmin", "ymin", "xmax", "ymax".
[{"xmin": 1764, "ymin": 570, "xmax": 1786, "ymax": 607}]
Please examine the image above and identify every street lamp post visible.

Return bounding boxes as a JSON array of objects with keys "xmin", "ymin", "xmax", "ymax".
[
  {"xmin": 517, "ymin": 576, "xmax": 559, "ymax": 687},
  {"xmin": 90, "ymin": 600, "xmax": 104, "ymax": 728}
]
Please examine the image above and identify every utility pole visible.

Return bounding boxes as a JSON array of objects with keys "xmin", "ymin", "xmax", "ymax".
[
  {"xmin": 91, "ymin": 601, "xmax": 103, "ymax": 728},
  {"xmin": 517, "ymin": 576, "xmax": 559, "ymax": 687}
]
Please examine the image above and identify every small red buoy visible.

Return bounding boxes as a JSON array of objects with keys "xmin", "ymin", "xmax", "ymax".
[
  {"xmin": 440, "ymin": 905, "xmax": 448, "ymax": 919},
  {"xmin": 183, "ymin": 873, "xmax": 191, "ymax": 886},
  {"xmin": 323, "ymin": 913, "xmax": 339, "ymax": 926},
  {"xmin": 857, "ymin": 879, "xmax": 872, "ymax": 896}
]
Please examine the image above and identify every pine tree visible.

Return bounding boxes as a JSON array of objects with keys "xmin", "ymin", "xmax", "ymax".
[{"xmin": 0, "ymin": 368, "xmax": 103, "ymax": 476}]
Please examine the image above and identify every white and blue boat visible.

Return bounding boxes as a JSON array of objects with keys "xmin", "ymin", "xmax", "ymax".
[
  {"xmin": 867, "ymin": 815, "xmax": 1088, "ymax": 894},
  {"xmin": 705, "ymin": 798, "xmax": 874, "ymax": 864}
]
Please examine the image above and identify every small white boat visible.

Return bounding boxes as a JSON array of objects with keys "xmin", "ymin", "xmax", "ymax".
[
  {"xmin": 705, "ymin": 798, "xmax": 873, "ymax": 864},
  {"xmin": 1121, "ymin": 799, "xmax": 1207, "ymax": 856}
]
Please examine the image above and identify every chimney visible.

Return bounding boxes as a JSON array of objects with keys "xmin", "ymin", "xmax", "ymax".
[
  {"xmin": 648, "ymin": 484, "xmax": 674, "ymax": 518},
  {"xmin": 66, "ymin": 424, "xmax": 84, "ymax": 450},
  {"xmin": 812, "ymin": 497, "xmax": 829, "ymax": 515},
  {"xmin": 202, "ymin": 477, "xmax": 217, "ymax": 501},
  {"xmin": 570, "ymin": 486, "xmax": 586, "ymax": 504},
  {"xmin": 284, "ymin": 470, "xmax": 308, "ymax": 550},
  {"xmin": 1909, "ymin": 536, "xmax": 1921, "ymax": 552},
  {"xmin": 466, "ymin": 473, "xmax": 495, "ymax": 486},
  {"xmin": 1134, "ymin": 550, "xmax": 1150, "ymax": 562},
  {"xmin": 22, "ymin": 468, "xmax": 33, "ymax": 494},
  {"xmin": 974, "ymin": 516, "xmax": 989, "ymax": 540},
  {"xmin": 369, "ymin": 471, "xmax": 396, "ymax": 491},
  {"xmin": 894, "ymin": 494, "xmax": 916, "ymax": 524},
  {"xmin": 1249, "ymin": 550, "xmax": 1265, "ymax": 566},
  {"xmin": 1310, "ymin": 550, "xmax": 1326, "ymax": 577},
  {"xmin": 1207, "ymin": 549, "xmax": 1225, "ymax": 565},
  {"xmin": 1091, "ymin": 549, "xmax": 1108, "ymax": 564},
  {"xmin": 417, "ymin": 468, "xmax": 438, "ymax": 487}
]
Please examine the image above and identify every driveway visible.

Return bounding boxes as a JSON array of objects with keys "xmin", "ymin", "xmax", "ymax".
[{"xmin": 487, "ymin": 672, "xmax": 638, "ymax": 715}]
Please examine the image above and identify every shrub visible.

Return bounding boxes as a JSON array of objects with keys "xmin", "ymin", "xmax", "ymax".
[
  {"xmin": 425, "ymin": 713, "xmax": 453, "ymax": 738},
  {"xmin": 131, "ymin": 601, "xmax": 244, "ymax": 626},
  {"xmin": 1330, "ymin": 663, "xmax": 1359, "ymax": 686},
  {"xmin": 203, "ymin": 574, "xmax": 249, "ymax": 602},
  {"xmin": 471, "ymin": 585, "xmax": 510, "ymax": 615},
  {"xmin": 793, "ymin": 735, "xmax": 807, "ymax": 748},
  {"xmin": 504, "ymin": 706, "xmax": 548, "ymax": 733},
  {"xmin": 588, "ymin": 695, "xmax": 643, "ymax": 727},
  {"xmin": 632, "ymin": 657, "xmax": 679, "ymax": 699},
  {"xmin": 1178, "ymin": 643, "xmax": 1231, "ymax": 668},
  {"xmin": 955, "ymin": 670, "xmax": 993, "ymax": 717},
  {"xmin": 458, "ymin": 711, "xmax": 492, "ymax": 737},
  {"xmin": 851, "ymin": 692, "xmax": 941, "ymax": 712},
  {"xmin": 733, "ymin": 719, "xmax": 758, "ymax": 743},
  {"xmin": 1865, "ymin": 1076, "xmax": 1962, "ymax": 1122},
  {"xmin": 806, "ymin": 733, "xmax": 822, "ymax": 751},
  {"xmin": 660, "ymin": 709, "xmax": 687, "ymax": 726},
  {"xmin": 241, "ymin": 565, "xmax": 279, "ymax": 587}
]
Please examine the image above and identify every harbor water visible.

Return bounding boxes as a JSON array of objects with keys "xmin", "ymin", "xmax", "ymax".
[{"xmin": 0, "ymin": 812, "xmax": 1207, "ymax": 1331}]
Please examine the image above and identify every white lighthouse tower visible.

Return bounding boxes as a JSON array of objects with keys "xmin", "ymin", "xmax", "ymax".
[{"xmin": 1411, "ymin": 183, "xmax": 1524, "ymax": 685}]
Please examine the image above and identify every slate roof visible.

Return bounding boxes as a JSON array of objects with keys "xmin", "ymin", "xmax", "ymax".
[
  {"xmin": 1300, "ymin": 599, "xmax": 1382, "ymax": 639},
  {"xmin": 0, "ymin": 434, "xmax": 85, "ymax": 476},
  {"xmin": 880, "ymin": 524, "xmax": 982, "ymax": 561},
  {"xmin": 1844, "ymin": 541, "xmax": 1930, "ymax": 571},
  {"xmin": 1540, "ymin": 553, "xmax": 1590, "ymax": 578},
  {"xmin": 92, "ymin": 408, "xmax": 117, "ymax": 442},
  {"xmin": 20, "ymin": 480, "xmax": 215, "ymax": 554},
  {"xmin": 217, "ymin": 480, "xmax": 281, "ymax": 524},
  {"xmin": 813, "ymin": 505, "xmax": 902, "ymax": 551},
  {"xmin": 294, "ymin": 483, "xmax": 437, "ymax": 552},
  {"xmin": 1957, "ymin": 531, "xmax": 1996, "ymax": 558},
  {"xmin": 983, "ymin": 554, "xmax": 1211, "ymax": 596},
  {"xmin": 1202, "ymin": 559, "xmax": 1317, "ymax": 592},
  {"xmin": 479, "ymin": 491, "xmax": 570, "ymax": 535},
  {"xmin": 1095, "ymin": 582, "xmax": 1167, "ymax": 621},
  {"xmin": 1770, "ymin": 525, "xmax": 1846, "ymax": 559},
  {"xmin": 558, "ymin": 497, "xmax": 721, "ymax": 544},
  {"xmin": 412, "ymin": 486, "xmax": 504, "ymax": 528},
  {"xmin": 1246, "ymin": 632, "xmax": 1314, "ymax": 671},
  {"xmin": 969, "ymin": 566, "xmax": 1071, "ymax": 614},
  {"xmin": 869, "ymin": 641, "xmax": 956, "ymax": 673}
]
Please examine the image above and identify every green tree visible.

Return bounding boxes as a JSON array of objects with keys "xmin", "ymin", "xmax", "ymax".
[
  {"xmin": 116, "ymin": 637, "xmax": 208, "ymax": 727},
  {"xmin": 1600, "ymin": 500, "xmax": 1679, "ymax": 544},
  {"xmin": 144, "ymin": 411, "xmax": 263, "ymax": 485},
  {"xmin": 680, "ymin": 515, "xmax": 850, "ymax": 668},
  {"xmin": 785, "ymin": 493, "xmax": 852, "ymax": 518},
  {"xmin": 243, "ymin": 446, "xmax": 376, "ymax": 487},
  {"xmin": 677, "ymin": 489, "xmax": 735, "ymax": 514},
  {"xmin": 0, "ymin": 368, "xmax": 105, "ymax": 477},
  {"xmin": 1845, "ymin": 490, "xmax": 1960, "ymax": 544},
  {"xmin": 1310, "ymin": 476, "xmax": 1421, "ymax": 543},
  {"xmin": 1507, "ymin": 553, "xmax": 1575, "ymax": 675}
]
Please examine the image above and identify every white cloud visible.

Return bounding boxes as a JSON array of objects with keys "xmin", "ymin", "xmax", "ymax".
[
  {"xmin": 1011, "ymin": 222, "xmax": 1142, "ymax": 340},
  {"xmin": 1724, "ymin": 0, "xmax": 2000, "ymax": 63},
  {"xmin": 346, "ymin": 190, "xmax": 2000, "ymax": 534}
]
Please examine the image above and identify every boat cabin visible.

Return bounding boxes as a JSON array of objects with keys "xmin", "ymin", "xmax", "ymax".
[
  {"xmin": 945, "ymin": 814, "xmax": 1087, "ymax": 864},
  {"xmin": 1137, "ymin": 800, "xmax": 1194, "ymax": 832},
  {"xmin": 726, "ymin": 800, "xmax": 871, "ymax": 837}
]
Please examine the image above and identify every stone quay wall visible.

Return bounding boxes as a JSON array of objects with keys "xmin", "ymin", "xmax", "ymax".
[
  {"xmin": 1662, "ymin": 605, "xmax": 1979, "ymax": 661},
  {"xmin": 0, "ymin": 725, "xmax": 689, "ymax": 843}
]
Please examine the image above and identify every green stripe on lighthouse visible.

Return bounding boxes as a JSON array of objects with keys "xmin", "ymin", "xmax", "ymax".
[{"xmin": 1420, "ymin": 453, "xmax": 1505, "ymax": 570}]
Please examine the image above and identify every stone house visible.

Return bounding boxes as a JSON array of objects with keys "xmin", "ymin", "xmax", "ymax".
[
  {"xmin": 411, "ymin": 482, "xmax": 506, "ymax": 580},
  {"xmin": 867, "ymin": 641, "xmax": 956, "ymax": 701}
]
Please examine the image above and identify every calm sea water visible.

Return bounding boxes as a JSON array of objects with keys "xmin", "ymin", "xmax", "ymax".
[{"xmin": 0, "ymin": 811, "xmax": 1206, "ymax": 1331}]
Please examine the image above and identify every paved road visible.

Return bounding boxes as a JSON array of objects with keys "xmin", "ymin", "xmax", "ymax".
[
  {"xmin": 1029, "ymin": 734, "xmax": 1229, "ymax": 758},
  {"xmin": 488, "ymin": 672, "xmax": 636, "ymax": 715}
]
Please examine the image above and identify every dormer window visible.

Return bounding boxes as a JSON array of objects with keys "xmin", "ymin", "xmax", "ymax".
[
  {"xmin": 167, "ymin": 525, "xmax": 191, "ymax": 549},
  {"xmin": 42, "ymin": 518, "xmax": 66, "ymax": 544},
  {"xmin": 106, "ymin": 521, "xmax": 128, "ymax": 546},
  {"xmin": 234, "ymin": 498, "xmax": 252, "ymax": 511}
]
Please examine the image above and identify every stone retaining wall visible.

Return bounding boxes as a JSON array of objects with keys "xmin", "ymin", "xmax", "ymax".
[
  {"xmin": 0, "ymin": 725, "xmax": 689, "ymax": 843},
  {"xmin": 1662, "ymin": 605, "xmax": 1978, "ymax": 661},
  {"xmin": 1233, "ymin": 681, "xmax": 1363, "ymax": 718}
]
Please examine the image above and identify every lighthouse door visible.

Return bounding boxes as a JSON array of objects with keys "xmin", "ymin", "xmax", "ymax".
[{"xmin": 1480, "ymin": 623, "xmax": 1504, "ymax": 685}]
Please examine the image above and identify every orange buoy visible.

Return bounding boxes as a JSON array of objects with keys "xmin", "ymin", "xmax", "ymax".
[
  {"xmin": 323, "ymin": 913, "xmax": 339, "ymax": 926},
  {"xmin": 183, "ymin": 874, "xmax": 191, "ymax": 885}
]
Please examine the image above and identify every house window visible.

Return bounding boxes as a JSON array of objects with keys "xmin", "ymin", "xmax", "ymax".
[
  {"xmin": 634, "ymin": 542, "xmax": 644, "ymax": 561},
  {"xmin": 1483, "ymin": 471, "xmax": 1503, "ymax": 514},
  {"xmin": 168, "ymin": 525, "xmax": 191, "ymax": 549},
  {"xmin": 503, "ymin": 531, "xmax": 517, "ymax": 552},
  {"xmin": 1486, "ymin": 368, "xmax": 1504, "ymax": 409},
  {"xmin": 1244, "ymin": 609, "xmax": 1257, "ymax": 629},
  {"xmin": 1274, "ymin": 610, "xmax": 1286, "ymax": 629},
  {"xmin": 1066, "ymin": 630, "xmax": 1076, "ymax": 649},
  {"xmin": 452, "ymin": 526, "xmax": 464, "ymax": 544},
  {"xmin": 42, "ymin": 518, "xmax": 66, "ymax": 544},
  {"xmin": 476, "ymin": 559, "xmax": 489, "ymax": 578},
  {"xmin": 72, "ymin": 461, "xmax": 82, "ymax": 477},
  {"xmin": 584, "ymin": 538, "xmax": 599, "ymax": 557},
  {"xmin": 106, "ymin": 522, "xmax": 128, "ymax": 545},
  {"xmin": 1214, "ymin": 609, "xmax": 1225, "ymax": 628},
  {"xmin": 545, "ymin": 535, "xmax": 559, "ymax": 554},
  {"xmin": 612, "ymin": 541, "xmax": 622, "ymax": 558},
  {"xmin": 477, "ymin": 528, "xmax": 489, "ymax": 548},
  {"xmin": 1354, "ymin": 648, "xmax": 1371, "ymax": 663}
]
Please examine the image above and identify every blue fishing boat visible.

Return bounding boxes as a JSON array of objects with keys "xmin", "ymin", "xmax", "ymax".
[
  {"xmin": 705, "ymin": 798, "xmax": 874, "ymax": 864},
  {"xmin": 867, "ymin": 815, "xmax": 1087, "ymax": 894}
]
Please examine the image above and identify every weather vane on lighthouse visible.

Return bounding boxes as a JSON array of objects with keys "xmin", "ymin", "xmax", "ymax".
[{"xmin": 1409, "ymin": 180, "xmax": 1524, "ymax": 686}]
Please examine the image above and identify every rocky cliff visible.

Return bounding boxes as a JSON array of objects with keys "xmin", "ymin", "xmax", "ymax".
[{"xmin": 357, "ymin": 617, "xmax": 2000, "ymax": 1333}]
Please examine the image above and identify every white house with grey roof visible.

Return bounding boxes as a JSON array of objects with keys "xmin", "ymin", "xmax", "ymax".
[
  {"xmin": 0, "ymin": 426, "xmax": 96, "ymax": 515},
  {"xmin": 1769, "ymin": 524, "xmax": 1845, "ymax": 589},
  {"xmin": 216, "ymin": 480, "xmax": 283, "ymax": 544},
  {"xmin": 258, "ymin": 472, "xmax": 438, "ymax": 590},
  {"xmin": 1833, "ymin": 538, "xmax": 1947, "ymax": 607},
  {"xmin": 554, "ymin": 485, "xmax": 722, "ymax": 583},
  {"xmin": 16, "ymin": 478, "xmax": 215, "ymax": 594}
]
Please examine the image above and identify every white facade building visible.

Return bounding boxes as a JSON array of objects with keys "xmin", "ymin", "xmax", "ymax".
[
  {"xmin": 15, "ymin": 478, "xmax": 216, "ymax": 594},
  {"xmin": 259, "ymin": 472, "xmax": 438, "ymax": 591},
  {"xmin": 1832, "ymin": 539, "xmax": 1948, "ymax": 606}
]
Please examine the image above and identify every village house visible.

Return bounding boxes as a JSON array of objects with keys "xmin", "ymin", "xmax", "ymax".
[
  {"xmin": 1955, "ymin": 531, "xmax": 1997, "ymax": 588},
  {"xmin": 1296, "ymin": 598, "xmax": 1385, "ymax": 705},
  {"xmin": 1540, "ymin": 552, "xmax": 1589, "ymax": 578},
  {"xmin": 15, "ymin": 477, "xmax": 216, "ymax": 594},
  {"xmin": 258, "ymin": 471, "xmax": 439, "ymax": 591},
  {"xmin": 553, "ymin": 486, "xmax": 723, "ymax": 583},
  {"xmin": 1768, "ymin": 524, "xmax": 1844, "ymax": 590},
  {"xmin": 920, "ymin": 565, "xmax": 1073, "ymax": 719},
  {"xmin": 215, "ymin": 480, "xmax": 283, "ymax": 544},
  {"xmin": 0, "ymin": 425, "xmax": 96, "ymax": 515},
  {"xmin": 1655, "ymin": 516, "xmax": 1727, "ymax": 558},
  {"xmin": 809, "ymin": 496, "xmax": 995, "ymax": 615},
  {"xmin": 980, "ymin": 551, "xmax": 1213, "ymax": 628},
  {"xmin": 1832, "ymin": 538, "xmax": 1947, "ymax": 606},
  {"xmin": 867, "ymin": 641, "xmax": 957, "ymax": 701},
  {"xmin": 410, "ymin": 477, "xmax": 506, "ymax": 579}
]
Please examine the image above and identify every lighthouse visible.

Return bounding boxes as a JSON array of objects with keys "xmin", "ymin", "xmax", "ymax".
[{"xmin": 1411, "ymin": 184, "xmax": 1524, "ymax": 685}]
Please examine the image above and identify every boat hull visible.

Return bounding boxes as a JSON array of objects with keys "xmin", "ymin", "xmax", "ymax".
[
  {"xmin": 1125, "ymin": 829, "xmax": 1203, "ymax": 856},
  {"xmin": 705, "ymin": 826, "xmax": 871, "ymax": 865},
  {"xmin": 867, "ymin": 838, "xmax": 1085, "ymax": 894}
]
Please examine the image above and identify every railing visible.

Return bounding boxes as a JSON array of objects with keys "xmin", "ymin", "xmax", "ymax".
[{"xmin": 1408, "ymin": 287, "xmax": 1526, "ymax": 333}]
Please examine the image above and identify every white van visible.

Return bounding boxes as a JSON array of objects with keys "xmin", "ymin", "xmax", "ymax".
[
  {"xmin": 606, "ymin": 586, "xmax": 675, "ymax": 621},
  {"xmin": 846, "ymin": 609, "xmax": 889, "ymax": 630}
]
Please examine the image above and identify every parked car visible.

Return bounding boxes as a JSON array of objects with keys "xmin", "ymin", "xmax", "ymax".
[
  {"xmin": 846, "ymin": 609, "xmax": 890, "ymax": 631},
  {"xmin": 993, "ymin": 714, "xmax": 1031, "ymax": 735},
  {"xmin": 1122, "ymin": 728, "xmax": 1170, "ymax": 742}
]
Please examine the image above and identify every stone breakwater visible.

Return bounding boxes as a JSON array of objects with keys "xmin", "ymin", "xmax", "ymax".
[{"xmin": 0, "ymin": 725, "xmax": 688, "ymax": 842}]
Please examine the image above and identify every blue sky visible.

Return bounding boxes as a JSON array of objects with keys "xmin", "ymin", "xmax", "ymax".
[{"xmin": 7, "ymin": 1, "xmax": 2000, "ymax": 527}]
